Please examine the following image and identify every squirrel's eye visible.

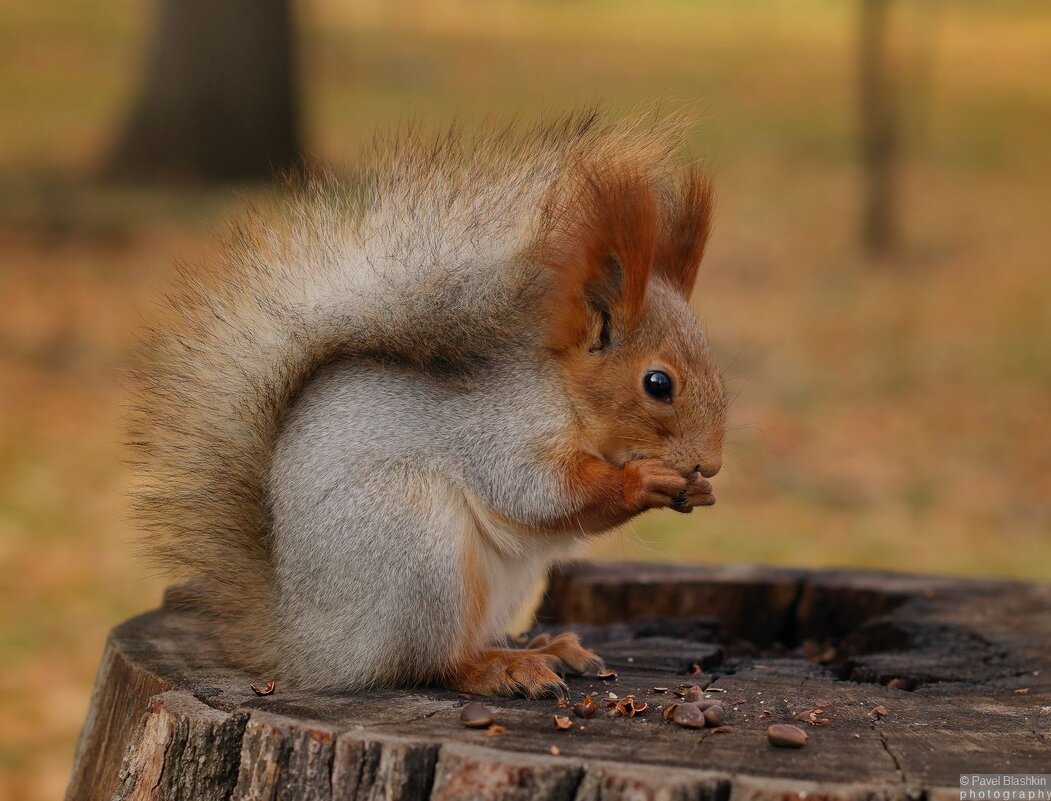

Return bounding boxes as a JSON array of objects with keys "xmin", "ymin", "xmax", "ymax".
[{"xmin": 643, "ymin": 370, "xmax": 674, "ymax": 402}]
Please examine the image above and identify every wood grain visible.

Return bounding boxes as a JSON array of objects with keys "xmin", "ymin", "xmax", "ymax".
[{"xmin": 67, "ymin": 562, "xmax": 1051, "ymax": 800}]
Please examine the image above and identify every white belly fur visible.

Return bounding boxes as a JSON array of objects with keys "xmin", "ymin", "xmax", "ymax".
[{"xmin": 461, "ymin": 489, "xmax": 578, "ymax": 643}]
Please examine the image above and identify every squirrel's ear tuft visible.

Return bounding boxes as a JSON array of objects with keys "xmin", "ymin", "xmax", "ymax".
[
  {"xmin": 654, "ymin": 167, "xmax": 714, "ymax": 298},
  {"xmin": 539, "ymin": 165, "xmax": 658, "ymax": 350}
]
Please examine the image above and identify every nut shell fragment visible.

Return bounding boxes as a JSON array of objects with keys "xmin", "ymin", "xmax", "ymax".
[
  {"xmin": 609, "ymin": 695, "xmax": 648, "ymax": 717},
  {"xmin": 572, "ymin": 695, "xmax": 599, "ymax": 719}
]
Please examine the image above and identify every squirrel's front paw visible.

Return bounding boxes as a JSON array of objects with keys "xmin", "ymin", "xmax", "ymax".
[
  {"xmin": 622, "ymin": 458, "xmax": 689, "ymax": 513},
  {"xmin": 670, "ymin": 471, "xmax": 716, "ymax": 514}
]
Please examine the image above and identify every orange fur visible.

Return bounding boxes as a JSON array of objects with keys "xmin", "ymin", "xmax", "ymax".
[
  {"xmin": 455, "ymin": 535, "xmax": 489, "ymax": 665},
  {"xmin": 527, "ymin": 632, "xmax": 605, "ymax": 674},
  {"xmin": 449, "ymin": 648, "xmax": 568, "ymax": 698},
  {"xmin": 655, "ymin": 167, "xmax": 715, "ymax": 297},
  {"xmin": 448, "ymin": 633, "xmax": 604, "ymax": 698},
  {"xmin": 526, "ymin": 154, "xmax": 723, "ymax": 500},
  {"xmin": 537, "ymin": 162, "xmax": 714, "ymax": 353},
  {"xmin": 525, "ymin": 448, "xmax": 691, "ymax": 534},
  {"xmin": 537, "ymin": 166, "xmax": 659, "ymax": 353}
]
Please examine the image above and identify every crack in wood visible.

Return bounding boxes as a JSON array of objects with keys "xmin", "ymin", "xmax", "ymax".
[{"xmin": 872, "ymin": 721, "xmax": 907, "ymax": 785}]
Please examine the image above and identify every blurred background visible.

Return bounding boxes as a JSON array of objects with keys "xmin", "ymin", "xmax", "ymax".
[{"xmin": 1, "ymin": 0, "xmax": 1049, "ymax": 796}]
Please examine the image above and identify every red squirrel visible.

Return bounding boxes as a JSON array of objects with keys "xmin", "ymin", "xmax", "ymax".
[{"xmin": 131, "ymin": 111, "xmax": 726, "ymax": 697}]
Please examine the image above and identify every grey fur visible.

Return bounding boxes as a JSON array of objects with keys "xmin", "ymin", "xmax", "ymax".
[{"xmin": 270, "ymin": 349, "xmax": 575, "ymax": 689}]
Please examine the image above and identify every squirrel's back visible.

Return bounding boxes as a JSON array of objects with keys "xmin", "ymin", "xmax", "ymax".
[{"xmin": 130, "ymin": 109, "xmax": 700, "ymax": 671}]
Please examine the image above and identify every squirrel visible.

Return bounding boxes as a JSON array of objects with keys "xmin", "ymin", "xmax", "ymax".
[{"xmin": 130, "ymin": 110, "xmax": 727, "ymax": 698}]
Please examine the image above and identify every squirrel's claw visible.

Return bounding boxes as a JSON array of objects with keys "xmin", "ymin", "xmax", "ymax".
[
  {"xmin": 545, "ymin": 679, "xmax": 572, "ymax": 702},
  {"xmin": 508, "ymin": 654, "xmax": 570, "ymax": 699}
]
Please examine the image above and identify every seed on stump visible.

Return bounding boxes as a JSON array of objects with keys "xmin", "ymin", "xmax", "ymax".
[
  {"xmin": 672, "ymin": 702, "xmax": 707, "ymax": 729},
  {"xmin": 703, "ymin": 704, "xmax": 725, "ymax": 727},
  {"xmin": 459, "ymin": 702, "xmax": 495, "ymax": 729},
  {"xmin": 767, "ymin": 723, "xmax": 808, "ymax": 748}
]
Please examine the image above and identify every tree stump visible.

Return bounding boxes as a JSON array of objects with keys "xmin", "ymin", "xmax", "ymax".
[{"xmin": 67, "ymin": 562, "xmax": 1051, "ymax": 801}]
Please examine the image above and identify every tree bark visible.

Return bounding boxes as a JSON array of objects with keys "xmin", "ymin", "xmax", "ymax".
[
  {"xmin": 105, "ymin": 0, "xmax": 302, "ymax": 183},
  {"xmin": 859, "ymin": 0, "xmax": 899, "ymax": 256},
  {"xmin": 67, "ymin": 562, "xmax": 1051, "ymax": 800}
]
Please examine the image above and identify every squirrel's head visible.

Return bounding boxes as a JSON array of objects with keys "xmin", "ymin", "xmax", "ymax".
[{"xmin": 540, "ymin": 163, "xmax": 726, "ymax": 479}]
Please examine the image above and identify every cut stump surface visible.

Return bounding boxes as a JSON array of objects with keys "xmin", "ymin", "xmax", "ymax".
[{"xmin": 68, "ymin": 562, "xmax": 1051, "ymax": 801}]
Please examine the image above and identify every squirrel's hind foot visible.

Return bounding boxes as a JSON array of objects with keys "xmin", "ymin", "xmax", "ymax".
[
  {"xmin": 448, "ymin": 632, "xmax": 605, "ymax": 699},
  {"xmin": 525, "ymin": 631, "xmax": 606, "ymax": 676},
  {"xmin": 449, "ymin": 648, "xmax": 569, "ymax": 699}
]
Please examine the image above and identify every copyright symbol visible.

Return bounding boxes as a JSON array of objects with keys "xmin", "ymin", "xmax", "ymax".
[{"xmin": 961, "ymin": 777, "xmax": 970, "ymax": 786}]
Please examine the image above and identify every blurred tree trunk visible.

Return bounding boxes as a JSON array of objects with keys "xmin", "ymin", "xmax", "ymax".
[
  {"xmin": 105, "ymin": 0, "xmax": 302, "ymax": 183},
  {"xmin": 859, "ymin": 0, "xmax": 899, "ymax": 256}
]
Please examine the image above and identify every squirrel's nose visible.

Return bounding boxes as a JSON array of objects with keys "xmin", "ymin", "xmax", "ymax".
[{"xmin": 695, "ymin": 457, "xmax": 722, "ymax": 478}]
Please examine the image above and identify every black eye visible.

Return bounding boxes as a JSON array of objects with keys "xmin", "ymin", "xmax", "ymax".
[{"xmin": 643, "ymin": 370, "xmax": 673, "ymax": 402}]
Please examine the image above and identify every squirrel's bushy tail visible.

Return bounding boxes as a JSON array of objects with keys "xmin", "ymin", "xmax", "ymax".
[{"xmin": 129, "ymin": 109, "xmax": 695, "ymax": 668}]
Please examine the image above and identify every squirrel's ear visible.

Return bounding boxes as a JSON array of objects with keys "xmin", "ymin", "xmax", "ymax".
[
  {"xmin": 540, "ymin": 166, "xmax": 658, "ymax": 351},
  {"xmin": 654, "ymin": 167, "xmax": 714, "ymax": 298}
]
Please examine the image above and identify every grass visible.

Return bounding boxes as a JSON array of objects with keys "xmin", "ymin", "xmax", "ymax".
[{"xmin": 1, "ymin": 1, "xmax": 1049, "ymax": 798}]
